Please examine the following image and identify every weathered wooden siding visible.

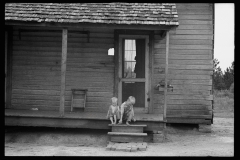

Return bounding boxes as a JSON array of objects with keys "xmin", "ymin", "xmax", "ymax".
[
  {"xmin": 11, "ymin": 26, "xmax": 62, "ymax": 110},
  {"xmin": 153, "ymin": 3, "xmax": 213, "ymax": 119},
  {"xmin": 10, "ymin": 26, "xmax": 115, "ymax": 111},
  {"xmin": 66, "ymin": 28, "xmax": 114, "ymax": 111}
]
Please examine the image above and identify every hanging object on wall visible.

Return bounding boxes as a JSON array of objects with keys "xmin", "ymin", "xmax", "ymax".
[{"xmin": 155, "ymin": 80, "xmax": 173, "ymax": 92}]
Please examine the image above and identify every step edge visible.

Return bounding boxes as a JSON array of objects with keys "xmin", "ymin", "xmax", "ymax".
[
  {"xmin": 108, "ymin": 132, "xmax": 147, "ymax": 136},
  {"xmin": 108, "ymin": 124, "xmax": 147, "ymax": 127}
]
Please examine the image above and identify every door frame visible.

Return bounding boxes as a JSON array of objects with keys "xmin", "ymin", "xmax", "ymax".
[{"xmin": 118, "ymin": 34, "xmax": 149, "ymax": 113}]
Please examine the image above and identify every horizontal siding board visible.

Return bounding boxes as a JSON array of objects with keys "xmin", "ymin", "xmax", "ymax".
[
  {"xmin": 154, "ymin": 79, "xmax": 212, "ymax": 85},
  {"xmin": 153, "ymin": 95, "xmax": 213, "ymax": 101},
  {"xmin": 172, "ymin": 30, "xmax": 213, "ymax": 35},
  {"xmin": 155, "ymin": 35, "xmax": 213, "ymax": 40},
  {"xmin": 177, "ymin": 7, "xmax": 213, "ymax": 15},
  {"xmin": 176, "ymin": 25, "xmax": 213, "ymax": 30},
  {"xmin": 14, "ymin": 36, "xmax": 114, "ymax": 44},
  {"xmin": 155, "ymin": 44, "xmax": 212, "ymax": 50},
  {"xmin": 178, "ymin": 14, "xmax": 213, "ymax": 20},
  {"xmin": 154, "ymin": 49, "xmax": 212, "ymax": 55},
  {"xmin": 156, "ymin": 39, "xmax": 213, "ymax": 45},
  {"xmin": 13, "ymin": 44, "xmax": 113, "ymax": 50},
  {"xmin": 177, "ymin": 10, "xmax": 212, "ymax": 15},
  {"xmin": 13, "ymin": 32, "xmax": 114, "ymax": 38},
  {"xmin": 13, "ymin": 27, "xmax": 114, "ymax": 34},
  {"xmin": 154, "ymin": 54, "xmax": 212, "ymax": 60},
  {"xmin": 154, "ymin": 89, "xmax": 210, "ymax": 95},
  {"xmin": 166, "ymin": 118, "xmax": 211, "ymax": 124},
  {"xmin": 155, "ymin": 64, "xmax": 212, "ymax": 70},
  {"xmin": 154, "ymin": 74, "xmax": 210, "ymax": 80},
  {"xmin": 178, "ymin": 19, "xmax": 213, "ymax": 25},
  {"xmin": 167, "ymin": 110, "xmax": 212, "ymax": 115},
  {"xmin": 154, "ymin": 99, "xmax": 212, "ymax": 105},
  {"xmin": 12, "ymin": 48, "xmax": 108, "ymax": 54},
  {"xmin": 154, "ymin": 59, "xmax": 213, "ymax": 65},
  {"xmin": 154, "ymin": 104, "xmax": 212, "ymax": 110}
]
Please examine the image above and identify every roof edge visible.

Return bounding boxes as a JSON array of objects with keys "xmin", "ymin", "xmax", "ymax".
[{"xmin": 5, "ymin": 21, "xmax": 178, "ymax": 31}]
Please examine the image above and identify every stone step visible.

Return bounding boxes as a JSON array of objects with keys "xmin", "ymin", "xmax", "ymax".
[
  {"xmin": 108, "ymin": 132, "xmax": 147, "ymax": 143},
  {"xmin": 108, "ymin": 124, "xmax": 147, "ymax": 133}
]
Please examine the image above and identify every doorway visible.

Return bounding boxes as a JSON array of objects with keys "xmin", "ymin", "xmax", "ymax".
[{"xmin": 118, "ymin": 35, "xmax": 149, "ymax": 113}]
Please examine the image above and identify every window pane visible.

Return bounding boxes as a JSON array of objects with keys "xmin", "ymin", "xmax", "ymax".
[
  {"xmin": 124, "ymin": 40, "xmax": 136, "ymax": 79},
  {"xmin": 122, "ymin": 82, "xmax": 145, "ymax": 107}
]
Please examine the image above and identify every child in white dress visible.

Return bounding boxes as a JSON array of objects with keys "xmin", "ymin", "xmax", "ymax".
[{"xmin": 106, "ymin": 97, "xmax": 120, "ymax": 125}]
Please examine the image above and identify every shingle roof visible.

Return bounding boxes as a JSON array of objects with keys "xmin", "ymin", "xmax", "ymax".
[{"xmin": 5, "ymin": 3, "xmax": 179, "ymax": 26}]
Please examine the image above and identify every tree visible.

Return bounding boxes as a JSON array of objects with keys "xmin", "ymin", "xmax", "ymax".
[
  {"xmin": 213, "ymin": 59, "xmax": 225, "ymax": 90},
  {"xmin": 223, "ymin": 61, "xmax": 234, "ymax": 90}
]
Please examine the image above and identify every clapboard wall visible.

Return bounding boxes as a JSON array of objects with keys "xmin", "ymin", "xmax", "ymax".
[
  {"xmin": 10, "ymin": 26, "xmax": 115, "ymax": 111},
  {"xmin": 152, "ymin": 3, "xmax": 214, "ymax": 120},
  {"xmin": 66, "ymin": 28, "xmax": 114, "ymax": 111}
]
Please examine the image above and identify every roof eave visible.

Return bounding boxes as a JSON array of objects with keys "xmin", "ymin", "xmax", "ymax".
[{"xmin": 5, "ymin": 20, "xmax": 179, "ymax": 31}]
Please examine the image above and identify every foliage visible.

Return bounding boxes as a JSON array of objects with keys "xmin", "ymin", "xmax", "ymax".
[
  {"xmin": 213, "ymin": 90, "xmax": 234, "ymax": 112},
  {"xmin": 213, "ymin": 59, "xmax": 234, "ymax": 90},
  {"xmin": 229, "ymin": 83, "xmax": 234, "ymax": 93},
  {"xmin": 213, "ymin": 59, "xmax": 225, "ymax": 90},
  {"xmin": 223, "ymin": 61, "xmax": 234, "ymax": 90}
]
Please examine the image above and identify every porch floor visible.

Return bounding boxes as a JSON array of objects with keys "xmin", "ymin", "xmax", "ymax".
[
  {"xmin": 5, "ymin": 109, "xmax": 163, "ymax": 121},
  {"xmin": 5, "ymin": 109, "xmax": 164, "ymax": 131}
]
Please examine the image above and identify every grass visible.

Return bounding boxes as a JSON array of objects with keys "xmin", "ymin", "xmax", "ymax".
[{"xmin": 213, "ymin": 90, "xmax": 234, "ymax": 118}]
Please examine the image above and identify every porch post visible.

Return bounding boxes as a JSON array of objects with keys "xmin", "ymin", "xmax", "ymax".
[
  {"xmin": 163, "ymin": 31, "xmax": 169, "ymax": 122},
  {"xmin": 60, "ymin": 28, "xmax": 68, "ymax": 117}
]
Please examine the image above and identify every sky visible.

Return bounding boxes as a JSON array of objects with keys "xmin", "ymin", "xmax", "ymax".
[{"xmin": 214, "ymin": 3, "xmax": 234, "ymax": 71}]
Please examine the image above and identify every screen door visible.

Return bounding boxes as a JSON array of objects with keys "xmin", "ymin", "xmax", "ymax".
[{"xmin": 118, "ymin": 35, "xmax": 149, "ymax": 110}]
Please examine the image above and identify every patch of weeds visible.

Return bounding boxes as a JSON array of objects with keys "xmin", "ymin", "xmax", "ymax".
[{"xmin": 213, "ymin": 90, "xmax": 234, "ymax": 112}]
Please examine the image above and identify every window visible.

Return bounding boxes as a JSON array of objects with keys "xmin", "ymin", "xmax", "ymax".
[
  {"xmin": 108, "ymin": 48, "xmax": 114, "ymax": 56},
  {"xmin": 124, "ymin": 39, "xmax": 136, "ymax": 78}
]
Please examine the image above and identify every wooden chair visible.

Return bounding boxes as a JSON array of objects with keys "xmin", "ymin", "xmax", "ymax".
[{"xmin": 71, "ymin": 89, "xmax": 88, "ymax": 112}]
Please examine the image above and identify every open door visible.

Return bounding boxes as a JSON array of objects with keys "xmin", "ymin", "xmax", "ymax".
[{"xmin": 118, "ymin": 35, "xmax": 149, "ymax": 113}]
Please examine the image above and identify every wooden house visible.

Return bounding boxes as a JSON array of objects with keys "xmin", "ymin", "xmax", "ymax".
[{"xmin": 5, "ymin": 3, "xmax": 214, "ymax": 131}]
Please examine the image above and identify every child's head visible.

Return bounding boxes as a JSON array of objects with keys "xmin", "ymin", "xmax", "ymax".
[
  {"xmin": 111, "ymin": 97, "xmax": 118, "ymax": 106},
  {"xmin": 127, "ymin": 96, "xmax": 135, "ymax": 105}
]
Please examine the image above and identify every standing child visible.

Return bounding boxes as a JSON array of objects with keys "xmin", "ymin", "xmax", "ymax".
[{"xmin": 106, "ymin": 97, "xmax": 120, "ymax": 125}]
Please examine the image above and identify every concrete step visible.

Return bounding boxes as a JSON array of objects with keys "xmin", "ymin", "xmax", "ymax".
[
  {"xmin": 108, "ymin": 132, "xmax": 147, "ymax": 143},
  {"xmin": 108, "ymin": 124, "xmax": 147, "ymax": 133}
]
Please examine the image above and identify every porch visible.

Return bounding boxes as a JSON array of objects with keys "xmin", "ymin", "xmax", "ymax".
[{"xmin": 5, "ymin": 109, "xmax": 165, "ymax": 132}]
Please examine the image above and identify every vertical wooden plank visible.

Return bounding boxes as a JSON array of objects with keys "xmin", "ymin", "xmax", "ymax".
[
  {"xmin": 60, "ymin": 28, "xmax": 68, "ymax": 117},
  {"xmin": 163, "ymin": 31, "xmax": 169, "ymax": 122},
  {"xmin": 148, "ymin": 32, "xmax": 154, "ymax": 114},
  {"xmin": 118, "ymin": 37, "xmax": 123, "ymax": 105},
  {"xmin": 6, "ymin": 26, "xmax": 13, "ymax": 109},
  {"xmin": 211, "ymin": 3, "xmax": 215, "ymax": 124},
  {"xmin": 114, "ymin": 30, "xmax": 119, "ymax": 97},
  {"xmin": 145, "ymin": 37, "xmax": 149, "ymax": 112}
]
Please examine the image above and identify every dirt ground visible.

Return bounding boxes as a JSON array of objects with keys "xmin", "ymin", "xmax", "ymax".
[{"xmin": 5, "ymin": 115, "xmax": 234, "ymax": 156}]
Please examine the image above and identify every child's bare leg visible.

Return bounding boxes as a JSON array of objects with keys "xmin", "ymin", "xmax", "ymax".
[
  {"xmin": 113, "ymin": 115, "xmax": 117, "ymax": 124},
  {"xmin": 110, "ymin": 117, "xmax": 114, "ymax": 124}
]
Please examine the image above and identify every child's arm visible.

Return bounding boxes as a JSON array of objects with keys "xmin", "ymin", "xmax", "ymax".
[
  {"xmin": 106, "ymin": 106, "xmax": 111, "ymax": 118},
  {"xmin": 132, "ymin": 106, "xmax": 134, "ymax": 117}
]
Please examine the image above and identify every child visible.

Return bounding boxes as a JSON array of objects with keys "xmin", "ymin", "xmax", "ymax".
[
  {"xmin": 106, "ymin": 97, "xmax": 120, "ymax": 125},
  {"xmin": 118, "ymin": 96, "xmax": 136, "ymax": 125}
]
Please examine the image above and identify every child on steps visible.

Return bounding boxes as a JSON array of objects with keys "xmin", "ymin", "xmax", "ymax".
[{"xmin": 106, "ymin": 97, "xmax": 120, "ymax": 125}]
